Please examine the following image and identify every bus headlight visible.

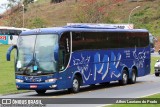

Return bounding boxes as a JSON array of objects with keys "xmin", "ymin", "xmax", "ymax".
[
  {"xmin": 16, "ymin": 79, "xmax": 24, "ymax": 83},
  {"xmin": 45, "ymin": 78, "xmax": 57, "ymax": 83}
]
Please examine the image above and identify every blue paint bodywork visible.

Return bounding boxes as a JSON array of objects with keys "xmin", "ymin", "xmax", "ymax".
[
  {"xmin": 6, "ymin": 45, "xmax": 17, "ymax": 61},
  {"xmin": 7, "ymin": 25, "xmax": 150, "ymax": 91}
]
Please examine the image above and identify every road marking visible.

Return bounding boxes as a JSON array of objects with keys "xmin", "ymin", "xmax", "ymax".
[
  {"xmin": 138, "ymin": 92, "xmax": 160, "ymax": 98},
  {"xmin": 96, "ymin": 104, "xmax": 112, "ymax": 107}
]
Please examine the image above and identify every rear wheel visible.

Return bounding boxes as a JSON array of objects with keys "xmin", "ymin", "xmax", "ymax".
[
  {"xmin": 68, "ymin": 76, "xmax": 80, "ymax": 93},
  {"xmin": 155, "ymin": 73, "xmax": 159, "ymax": 76},
  {"xmin": 35, "ymin": 90, "xmax": 46, "ymax": 95},
  {"xmin": 129, "ymin": 69, "xmax": 136, "ymax": 84},
  {"xmin": 119, "ymin": 70, "xmax": 128, "ymax": 85}
]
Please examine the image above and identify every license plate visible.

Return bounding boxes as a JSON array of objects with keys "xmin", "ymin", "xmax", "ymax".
[{"xmin": 30, "ymin": 85, "xmax": 37, "ymax": 88}]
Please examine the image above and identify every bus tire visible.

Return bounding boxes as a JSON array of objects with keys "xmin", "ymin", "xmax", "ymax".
[
  {"xmin": 119, "ymin": 70, "xmax": 128, "ymax": 85},
  {"xmin": 128, "ymin": 69, "xmax": 136, "ymax": 84},
  {"xmin": 155, "ymin": 73, "xmax": 159, "ymax": 76},
  {"xmin": 68, "ymin": 76, "xmax": 80, "ymax": 93},
  {"xmin": 35, "ymin": 90, "xmax": 46, "ymax": 95}
]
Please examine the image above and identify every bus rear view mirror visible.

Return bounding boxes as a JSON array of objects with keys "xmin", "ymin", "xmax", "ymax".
[
  {"xmin": 6, "ymin": 45, "xmax": 17, "ymax": 61},
  {"xmin": 10, "ymin": 35, "xmax": 13, "ymax": 40},
  {"xmin": 54, "ymin": 44, "xmax": 59, "ymax": 62}
]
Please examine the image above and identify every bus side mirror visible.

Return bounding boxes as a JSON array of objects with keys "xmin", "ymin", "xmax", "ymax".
[
  {"xmin": 54, "ymin": 44, "xmax": 59, "ymax": 62},
  {"xmin": 10, "ymin": 35, "xmax": 13, "ymax": 40},
  {"xmin": 6, "ymin": 45, "xmax": 17, "ymax": 61}
]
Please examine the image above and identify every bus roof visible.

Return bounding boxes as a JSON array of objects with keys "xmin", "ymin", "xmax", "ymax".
[
  {"xmin": 20, "ymin": 25, "xmax": 149, "ymax": 36},
  {"xmin": 0, "ymin": 26, "xmax": 30, "ymax": 31}
]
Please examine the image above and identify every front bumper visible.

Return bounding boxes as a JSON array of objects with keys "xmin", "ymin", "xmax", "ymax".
[{"xmin": 16, "ymin": 82, "xmax": 57, "ymax": 90}]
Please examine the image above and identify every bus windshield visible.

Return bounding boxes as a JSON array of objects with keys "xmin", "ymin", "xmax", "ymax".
[{"xmin": 16, "ymin": 34, "xmax": 58, "ymax": 74}]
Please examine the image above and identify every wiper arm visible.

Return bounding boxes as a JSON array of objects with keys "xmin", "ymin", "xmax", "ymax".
[
  {"xmin": 22, "ymin": 58, "xmax": 34, "ymax": 75},
  {"xmin": 22, "ymin": 51, "xmax": 41, "ymax": 75}
]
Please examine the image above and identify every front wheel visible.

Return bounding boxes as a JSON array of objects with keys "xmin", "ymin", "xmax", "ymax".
[
  {"xmin": 119, "ymin": 70, "xmax": 128, "ymax": 85},
  {"xmin": 35, "ymin": 90, "xmax": 46, "ymax": 95},
  {"xmin": 68, "ymin": 76, "xmax": 80, "ymax": 93}
]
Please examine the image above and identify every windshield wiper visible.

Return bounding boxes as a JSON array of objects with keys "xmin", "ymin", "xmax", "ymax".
[
  {"xmin": 22, "ymin": 58, "xmax": 34, "ymax": 75},
  {"xmin": 22, "ymin": 35, "xmax": 38, "ymax": 75}
]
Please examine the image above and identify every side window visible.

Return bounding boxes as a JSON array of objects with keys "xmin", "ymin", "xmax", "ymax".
[
  {"xmin": 72, "ymin": 32, "xmax": 88, "ymax": 51},
  {"xmin": 59, "ymin": 32, "xmax": 71, "ymax": 71},
  {"xmin": 72, "ymin": 31, "xmax": 149, "ymax": 51}
]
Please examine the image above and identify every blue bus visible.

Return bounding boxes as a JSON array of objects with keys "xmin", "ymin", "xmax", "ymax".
[{"xmin": 6, "ymin": 24, "xmax": 150, "ymax": 94}]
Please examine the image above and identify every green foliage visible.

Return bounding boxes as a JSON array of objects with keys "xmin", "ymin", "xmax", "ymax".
[
  {"xmin": 104, "ymin": 17, "xmax": 116, "ymax": 23},
  {"xmin": 30, "ymin": 17, "xmax": 46, "ymax": 28},
  {"xmin": 133, "ymin": 11, "xmax": 145, "ymax": 17},
  {"xmin": 128, "ymin": 3, "xmax": 160, "ymax": 36}
]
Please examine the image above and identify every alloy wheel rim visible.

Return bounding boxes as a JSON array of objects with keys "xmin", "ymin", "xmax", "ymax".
[
  {"xmin": 123, "ymin": 73, "xmax": 127, "ymax": 84},
  {"xmin": 132, "ymin": 72, "xmax": 136, "ymax": 82},
  {"xmin": 73, "ymin": 79, "xmax": 79, "ymax": 91}
]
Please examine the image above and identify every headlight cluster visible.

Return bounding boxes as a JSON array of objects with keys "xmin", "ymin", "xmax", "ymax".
[
  {"xmin": 16, "ymin": 79, "xmax": 24, "ymax": 83},
  {"xmin": 45, "ymin": 78, "xmax": 57, "ymax": 83}
]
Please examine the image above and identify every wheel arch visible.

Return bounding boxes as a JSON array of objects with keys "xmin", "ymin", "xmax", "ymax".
[
  {"xmin": 122, "ymin": 67, "xmax": 129, "ymax": 77},
  {"xmin": 72, "ymin": 72, "xmax": 83, "ymax": 86}
]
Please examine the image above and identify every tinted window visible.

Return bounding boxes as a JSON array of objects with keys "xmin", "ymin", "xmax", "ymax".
[{"xmin": 72, "ymin": 31, "xmax": 149, "ymax": 51}]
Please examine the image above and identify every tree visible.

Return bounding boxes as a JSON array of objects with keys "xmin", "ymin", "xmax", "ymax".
[{"xmin": 0, "ymin": 0, "xmax": 22, "ymax": 26}]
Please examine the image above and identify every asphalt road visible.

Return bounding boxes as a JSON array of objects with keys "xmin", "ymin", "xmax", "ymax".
[{"xmin": 1, "ymin": 74, "xmax": 160, "ymax": 107}]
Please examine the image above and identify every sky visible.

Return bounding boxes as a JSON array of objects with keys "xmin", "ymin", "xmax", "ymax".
[{"xmin": 0, "ymin": 0, "xmax": 9, "ymax": 14}]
